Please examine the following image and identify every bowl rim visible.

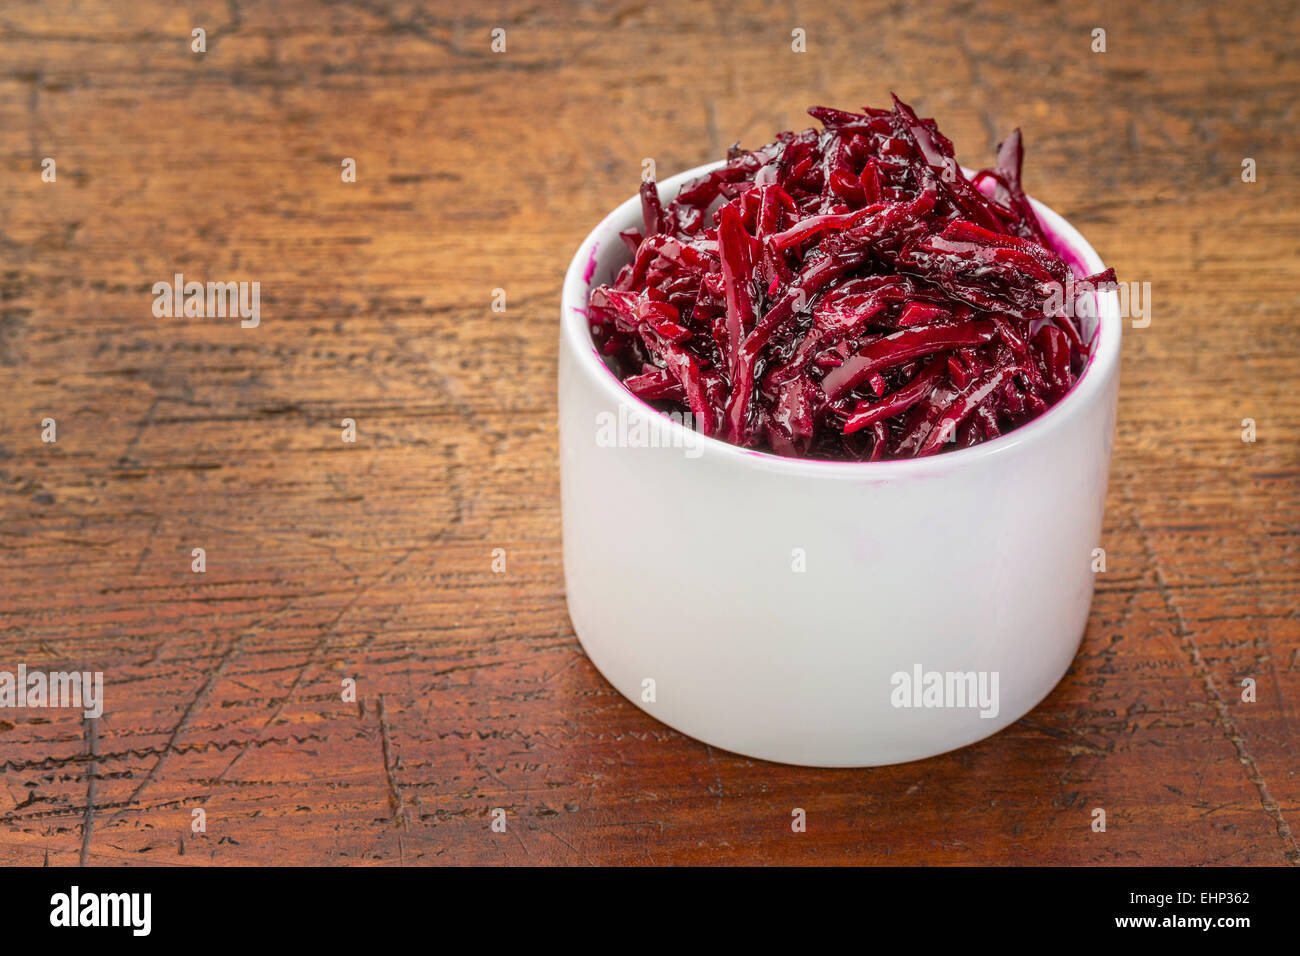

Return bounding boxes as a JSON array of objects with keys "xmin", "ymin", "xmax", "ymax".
[{"xmin": 561, "ymin": 159, "xmax": 1121, "ymax": 478}]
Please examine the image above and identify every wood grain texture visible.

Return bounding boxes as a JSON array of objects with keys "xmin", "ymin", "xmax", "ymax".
[{"xmin": 0, "ymin": 0, "xmax": 1296, "ymax": 866}]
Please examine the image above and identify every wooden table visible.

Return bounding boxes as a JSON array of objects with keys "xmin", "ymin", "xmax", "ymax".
[{"xmin": 1, "ymin": 0, "xmax": 1296, "ymax": 866}]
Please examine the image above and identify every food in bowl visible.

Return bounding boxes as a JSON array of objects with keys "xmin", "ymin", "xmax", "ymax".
[{"xmin": 586, "ymin": 95, "xmax": 1116, "ymax": 461}]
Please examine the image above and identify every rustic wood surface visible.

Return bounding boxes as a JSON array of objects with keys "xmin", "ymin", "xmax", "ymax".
[{"xmin": 0, "ymin": 0, "xmax": 1296, "ymax": 866}]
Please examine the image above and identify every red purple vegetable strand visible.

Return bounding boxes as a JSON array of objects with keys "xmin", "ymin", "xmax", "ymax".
[{"xmin": 586, "ymin": 95, "xmax": 1115, "ymax": 461}]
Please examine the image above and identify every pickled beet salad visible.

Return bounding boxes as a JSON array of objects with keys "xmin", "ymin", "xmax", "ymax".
[{"xmin": 587, "ymin": 96, "xmax": 1116, "ymax": 460}]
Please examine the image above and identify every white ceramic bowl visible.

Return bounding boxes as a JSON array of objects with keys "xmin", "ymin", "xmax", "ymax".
[{"xmin": 559, "ymin": 161, "xmax": 1120, "ymax": 767}]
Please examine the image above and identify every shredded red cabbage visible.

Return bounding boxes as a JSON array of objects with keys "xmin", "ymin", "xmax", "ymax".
[{"xmin": 588, "ymin": 95, "xmax": 1116, "ymax": 460}]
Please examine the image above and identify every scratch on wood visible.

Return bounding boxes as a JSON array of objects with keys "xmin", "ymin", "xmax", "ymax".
[
  {"xmin": 211, "ymin": 546, "xmax": 419, "ymax": 785},
  {"xmin": 79, "ymin": 716, "xmax": 99, "ymax": 866},
  {"xmin": 114, "ymin": 633, "xmax": 246, "ymax": 820},
  {"xmin": 377, "ymin": 694, "xmax": 406, "ymax": 828},
  {"xmin": 1128, "ymin": 482, "xmax": 1300, "ymax": 865}
]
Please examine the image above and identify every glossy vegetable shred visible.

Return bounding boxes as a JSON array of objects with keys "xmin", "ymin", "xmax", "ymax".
[{"xmin": 587, "ymin": 96, "xmax": 1116, "ymax": 460}]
